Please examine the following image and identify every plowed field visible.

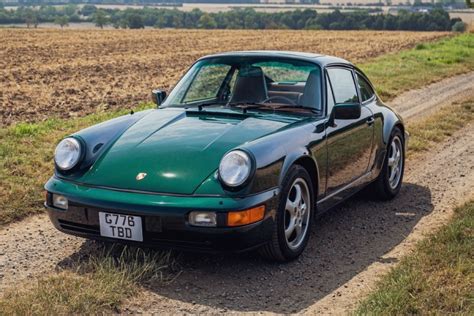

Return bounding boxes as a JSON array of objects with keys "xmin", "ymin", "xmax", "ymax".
[{"xmin": 0, "ymin": 29, "xmax": 449, "ymax": 126}]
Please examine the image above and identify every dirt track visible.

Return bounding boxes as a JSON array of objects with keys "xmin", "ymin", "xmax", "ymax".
[
  {"xmin": 390, "ymin": 71, "xmax": 474, "ymax": 121},
  {"xmin": 1, "ymin": 72, "xmax": 474, "ymax": 314}
]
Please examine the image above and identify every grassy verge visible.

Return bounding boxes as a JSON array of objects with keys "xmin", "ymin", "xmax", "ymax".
[
  {"xmin": 356, "ymin": 200, "xmax": 474, "ymax": 315},
  {"xmin": 0, "ymin": 104, "xmax": 152, "ymax": 225},
  {"xmin": 0, "ymin": 246, "xmax": 178, "ymax": 314},
  {"xmin": 361, "ymin": 33, "xmax": 474, "ymax": 101},
  {"xmin": 406, "ymin": 98, "xmax": 474, "ymax": 158}
]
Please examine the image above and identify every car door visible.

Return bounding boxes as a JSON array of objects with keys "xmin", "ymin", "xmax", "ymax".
[{"xmin": 325, "ymin": 67, "xmax": 374, "ymax": 196}]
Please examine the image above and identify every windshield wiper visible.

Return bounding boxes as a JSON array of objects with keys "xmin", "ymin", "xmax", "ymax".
[
  {"xmin": 226, "ymin": 102, "xmax": 273, "ymax": 113},
  {"xmin": 228, "ymin": 102, "xmax": 322, "ymax": 115},
  {"xmin": 182, "ymin": 101, "xmax": 225, "ymax": 111},
  {"xmin": 273, "ymin": 105, "xmax": 323, "ymax": 115}
]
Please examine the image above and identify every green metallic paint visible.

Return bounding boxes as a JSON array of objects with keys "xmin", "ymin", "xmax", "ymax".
[
  {"xmin": 72, "ymin": 108, "xmax": 307, "ymax": 195},
  {"xmin": 45, "ymin": 176, "xmax": 277, "ymax": 214}
]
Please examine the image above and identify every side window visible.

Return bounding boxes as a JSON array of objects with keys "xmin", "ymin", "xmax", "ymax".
[
  {"xmin": 356, "ymin": 74, "xmax": 375, "ymax": 102},
  {"xmin": 326, "ymin": 75, "xmax": 335, "ymax": 114},
  {"xmin": 327, "ymin": 68, "xmax": 359, "ymax": 104},
  {"xmin": 183, "ymin": 64, "xmax": 230, "ymax": 103}
]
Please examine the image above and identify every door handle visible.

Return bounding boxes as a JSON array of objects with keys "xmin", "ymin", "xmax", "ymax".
[{"xmin": 366, "ymin": 117, "xmax": 375, "ymax": 126}]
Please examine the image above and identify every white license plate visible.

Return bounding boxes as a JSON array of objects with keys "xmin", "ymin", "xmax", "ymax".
[{"xmin": 99, "ymin": 212, "xmax": 143, "ymax": 242}]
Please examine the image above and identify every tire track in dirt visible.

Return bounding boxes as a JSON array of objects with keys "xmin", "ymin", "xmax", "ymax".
[
  {"xmin": 390, "ymin": 71, "xmax": 474, "ymax": 121},
  {"xmin": 0, "ymin": 73, "xmax": 473, "ymax": 314}
]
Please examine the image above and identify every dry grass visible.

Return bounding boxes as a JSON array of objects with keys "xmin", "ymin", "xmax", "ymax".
[
  {"xmin": 0, "ymin": 29, "xmax": 449, "ymax": 126},
  {"xmin": 0, "ymin": 245, "xmax": 178, "ymax": 314},
  {"xmin": 406, "ymin": 98, "xmax": 474, "ymax": 158},
  {"xmin": 360, "ymin": 34, "xmax": 474, "ymax": 100},
  {"xmin": 0, "ymin": 105, "xmax": 152, "ymax": 224},
  {"xmin": 356, "ymin": 200, "xmax": 474, "ymax": 315}
]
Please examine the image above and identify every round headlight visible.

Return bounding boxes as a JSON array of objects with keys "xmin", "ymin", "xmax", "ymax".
[
  {"xmin": 54, "ymin": 137, "xmax": 82, "ymax": 171},
  {"xmin": 219, "ymin": 150, "xmax": 252, "ymax": 187}
]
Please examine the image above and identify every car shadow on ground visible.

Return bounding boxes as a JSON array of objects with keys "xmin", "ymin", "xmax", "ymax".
[{"xmin": 59, "ymin": 182, "xmax": 432, "ymax": 313}]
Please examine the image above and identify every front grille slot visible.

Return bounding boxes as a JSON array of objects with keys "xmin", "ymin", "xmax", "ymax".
[{"xmin": 58, "ymin": 219, "xmax": 100, "ymax": 235}]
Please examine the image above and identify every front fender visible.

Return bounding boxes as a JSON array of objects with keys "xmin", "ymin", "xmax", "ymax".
[
  {"xmin": 278, "ymin": 149, "xmax": 317, "ymax": 185},
  {"xmin": 195, "ymin": 121, "xmax": 325, "ymax": 198},
  {"xmin": 55, "ymin": 109, "xmax": 152, "ymax": 179}
]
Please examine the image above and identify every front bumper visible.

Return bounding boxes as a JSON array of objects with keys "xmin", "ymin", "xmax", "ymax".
[{"xmin": 45, "ymin": 177, "xmax": 279, "ymax": 253}]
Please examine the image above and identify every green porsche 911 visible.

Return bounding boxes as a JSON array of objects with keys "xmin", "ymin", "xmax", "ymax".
[{"xmin": 45, "ymin": 51, "xmax": 407, "ymax": 262}]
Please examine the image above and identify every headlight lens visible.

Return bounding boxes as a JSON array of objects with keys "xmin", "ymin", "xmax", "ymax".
[
  {"xmin": 219, "ymin": 150, "xmax": 252, "ymax": 187},
  {"xmin": 54, "ymin": 137, "xmax": 82, "ymax": 170}
]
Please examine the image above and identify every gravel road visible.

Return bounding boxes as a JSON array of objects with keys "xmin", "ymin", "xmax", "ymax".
[{"xmin": 1, "ymin": 72, "xmax": 473, "ymax": 314}]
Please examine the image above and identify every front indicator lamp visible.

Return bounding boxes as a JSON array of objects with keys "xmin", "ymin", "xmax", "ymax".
[
  {"xmin": 189, "ymin": 211, "xmax": 217, "ymax": 227},
  {"xmin": 189, "ymin": 206, "xmax": 266, "ymax": 227},
  {"xmin": 227, "ymin": 205, "xmax": 265, "ymax": 227},
  {"xmin": 52, "ymin": 194, "xmax": 68, "ymax": 210}
]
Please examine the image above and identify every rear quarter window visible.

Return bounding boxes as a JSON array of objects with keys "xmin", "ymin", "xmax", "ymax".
[{"xmin": 356, "ymin": 74, "xmax": 375, "ymax": 102}]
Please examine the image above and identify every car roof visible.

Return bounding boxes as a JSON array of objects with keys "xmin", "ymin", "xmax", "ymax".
[{"xmin": 198, "ymin": 50, "xmax": 353, "ymax": 67}]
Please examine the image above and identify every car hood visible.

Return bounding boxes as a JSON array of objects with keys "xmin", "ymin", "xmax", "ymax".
[{"xmin": 79, "ymin": 108, "xmax": 305, "ymax": 194}]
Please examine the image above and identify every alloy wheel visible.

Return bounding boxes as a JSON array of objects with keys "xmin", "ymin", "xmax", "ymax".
[
  {"xmin": 387, "ymin": 135, "xmax": 403, "ymax": 189},
  {"xmin": 284, "ymin": 178, "xmax": 311, "ymax": 250}
]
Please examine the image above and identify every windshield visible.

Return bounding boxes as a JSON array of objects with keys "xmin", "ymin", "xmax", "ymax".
[{"xmin": 162, "ymin": 56, "xmax": 322, "ymax": 112}]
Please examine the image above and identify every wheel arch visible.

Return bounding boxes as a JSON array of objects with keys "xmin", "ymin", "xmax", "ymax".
[
  {"xmin": 279, "ymin": 152, "xmax": 320, "ymax": 205},
  {"xmin": 381, "ymin": 108, "xmax": 406, "ymax": 146}
]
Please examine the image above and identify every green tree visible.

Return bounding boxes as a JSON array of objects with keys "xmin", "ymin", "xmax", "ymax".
[
  {"xmin": 24, "ymin": 10, "xmax": 38, "ymax": 28},
  {"xmin": 127, "ymin": 14, "xmax": 144, "ymax": 29},
  {"xmin": 93, "ymin": 10, "xmax": 108, "ymax": 29},
  {"xmin": 198, "ymin": 13, "xmax": 217, "ymax": 29},
  {"xmin": 81, "ymin": 4, "xmax": 97, "ymax": 17},
  {"xmin": 63, "ymin": 4, "xmax": 77, "ymax": 17},
  {"xmin": 54, "ymin": 16, "xmax": 69, "ymax": 29}
]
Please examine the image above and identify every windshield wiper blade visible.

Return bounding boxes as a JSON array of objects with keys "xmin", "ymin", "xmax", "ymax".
[
  {"xmin": 167, "ymin": 102, "xmax": 223, "ymax": 111},
  {"xmin": 198, "ymin": 103, "xmax": 219, "ymax": 111},
  {"xmin": 227, "ymin": 102, "xmax": 322, "ymax": 115},
  {"xmin": 273, "ymin": 105, "xmax": 323, "ymax": 114},
  {"xmin": 227, "ymin": 102, "xmax": 267, "ymax": 107},
  {"xmin": 227, "ymin": 102, "xmax": 273, "ymax": 113}
]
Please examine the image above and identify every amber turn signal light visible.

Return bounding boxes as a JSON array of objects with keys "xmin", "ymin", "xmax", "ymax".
[{"xmin": 227, "ymin": 205, "xmax": 265, "ymax": 227}]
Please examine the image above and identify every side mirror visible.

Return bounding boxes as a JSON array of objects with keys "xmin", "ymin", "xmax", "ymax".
[
  {"xmin": 151, "ymin": 89, "xmax": 167, "ymax": 106},
  {"xmin": 334, "ymin": 103, "xmax": 361, "ymax": 120}
]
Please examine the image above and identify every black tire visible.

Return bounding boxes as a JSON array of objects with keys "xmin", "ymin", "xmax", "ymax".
[
  {"xmin": 371, "ymin": 127, "xmax": 405, "ymax": 200},
  {"xmin": 259, "ymin": 165, "xmax": 314, "ymax": 262}
]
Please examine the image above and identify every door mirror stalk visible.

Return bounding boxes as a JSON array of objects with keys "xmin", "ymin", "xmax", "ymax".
[{"xmin": 152, "ymin": 89, "xmax": 167, "ymax": 107}]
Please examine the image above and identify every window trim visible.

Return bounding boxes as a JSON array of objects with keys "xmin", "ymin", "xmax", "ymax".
[
  {"xmin": 355, "ymin": 71, "xmax": 376, "ymax": 104},
  {"xmin": 324, "ymin": 71, "xmax": 336, "ymax": 116},
  {"xmin": 325, "ymin": 65, "xmax": 361, "ymax": 111}
]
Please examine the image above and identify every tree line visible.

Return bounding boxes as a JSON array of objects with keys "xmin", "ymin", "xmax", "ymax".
[{"xmin": 0, "ymin": 4, "xmax": 465, "ymax": 32}]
